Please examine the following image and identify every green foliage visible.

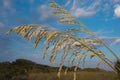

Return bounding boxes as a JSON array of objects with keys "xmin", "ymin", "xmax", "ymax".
[
  {"xmin": 0, "ymin": 59, "xmax": 58, "ymax": 80},
  {"xmin": 0, "ymin": 59, "xmax": 35, "ymax": 80},
  {"xmin": 0, "ymin": 59, "xmax": 117, "ymax": 80},
  {"xmin": 0, "ymin": 62, "xmax": 12, "ymax": 80}
]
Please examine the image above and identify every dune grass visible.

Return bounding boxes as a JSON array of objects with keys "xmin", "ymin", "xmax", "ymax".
[{"xmin": 6, "ymin": 0, "xmax": 120, "ymax": 79}]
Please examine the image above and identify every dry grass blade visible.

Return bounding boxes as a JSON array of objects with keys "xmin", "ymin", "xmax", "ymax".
[
  {"xmin": 7, "ymin": 24, "xmax": 118, "ymax": 79},
  {"xmin": 6, "ymin": 24, "xmax": 38, "ymax": 35},
  {"xmin": 6, "ymin": 0, "xmax": 120, "ymax": 79},
  {"xmin": 49, "ymin": 0, "xmax": 78, "ymax": 25},
  {"xmin": 50, "ymin": 0, "xmax": 119, "ymax": 63},
  {"xmin": 50, "ymin": 1, "xmax": 74, "ymax": 19},
  {"xmin": 57, "ymin": 61, "xmax": 64, "ymax": 79}
]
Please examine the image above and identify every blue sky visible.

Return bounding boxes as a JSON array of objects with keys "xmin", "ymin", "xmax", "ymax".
[{"xmin": 0, "ymin": 0, "xmax": 120, "ymax": 70}]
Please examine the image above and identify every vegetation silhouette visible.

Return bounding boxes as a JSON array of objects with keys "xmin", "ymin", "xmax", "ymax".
[{"xmin": 0, "ymin": 59, "xmax": 115, "ymax": 80}]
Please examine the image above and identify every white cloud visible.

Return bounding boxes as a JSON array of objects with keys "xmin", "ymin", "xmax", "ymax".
[
  {"xmin": 73, "ymin": 8, "xmax": 95, "ymax": 17},
  {"xmin": 32, "ymin": 53, "xmax": 42, "ymax": 59},
  {"xmin": 29, "ymin": 0, "xmax": 35, "ymax": 4},
  {"xmin": 87, "ymin": 30, "xmax": 120, "ymax": 45},
  {"xmin": 102, "ymin": 3, "xmax": 110, "ymax": 12},
  {"xmin": 2, "ymin": 0, "xmax": 11, "ymax": 8},
  {"xmin": 65, "ymin": 0, "xmax": 71, "ymax": 7},
  {"xmin": 86, "ymin": 32, "xmax": 120, "ymax": 45},
  {"xmin": 1, "ymin": 0, "xmax": 16, "ymax": 16},
  {"xmin": 91, "ymin": 30, "xmax": 120, "ymax": 45},
  {"xmin": 99, "ymin": 36, "xmax": 120, "ymax": 45},
  {"xmin": 0, "ymin": 22, "xmax": 4, "ymax": 28},
  {"xmin": 111, "ymin": 0, "xmax": 120, "ymax": 3},
  {"xmin": 87, "ymin": 0, "xmax": 101, "ymax": 10},
  {"xmin": 114, "ymin": 5, "xmax": 120, "ymax": 18},
  {"xmin": 70, "ymin": 0, "xmax": 101, "ymax": 17},
  {"xmin": 114, "ymin": 39, "xmax": 120, "ymax": 44},
  {"xmin": 94, "ymin": 30, "xmax": 114, "ymax": 35},
  {"xmin": 37, "ymin": 5, "xmax": 53, "ymax": 20}
]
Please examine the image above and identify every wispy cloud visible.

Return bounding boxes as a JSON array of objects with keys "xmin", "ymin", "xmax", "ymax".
[
  {"xmin": 37, "ymin": 5, "xmax": 53, "ymax": 21},
  {"xmin": 113, "ymin": 38, "xmax": 120, "ymax": 44},
  {"xmin": 32, "ymin": 53, "xmax": 42, "ymax": 59},
  {"xmin": 85, "ymin": 30, "xmax": 120, "ymax": 45},
  {"xmin": 94, "ymin": 30, "xmax": 114, "ymax": 35},
  {"xmin": 65, "ymin": 0, "xmax": 71, "ymax": 7},
  {"xmin": 84, "ymin": 36, "xmax": 120, "ymax": 46},
  {"xmin": 2, "ymin": 0, "xmax": 12, "ymax": 9},
  {"xmin": 72, "ymin": 8, "xmax": 95, "ymax": 17},
  {"xmin": 94, "ymin": 30, "xmax": 120, "ymax": 45},
  {"xmin": 70, "ymin": 0, "xmax": 101, "ymax": 17},
  {"xmin": 114, "ymin": 5, "xmax": 120, "ymax": 18},
  {"xmin": 83, "ymin": 36, "xmax": 120, "ymax": 46},
  {"xmin": 111, "ymin": 0, "xmax": 120, "ymax": 3},
  {"xmin": 102, "ymin": 3, "xmax": 111, "ymax": 14},
  {"xmin": 64, "ymin": 0, "xmax": 120, "ymax": 19},
  {"xmin": 99, "ymin": 36, "xmax": 120, "ymax": 45},
  {"xmin": 0, "ymin": 0, "xmax": 16, "ymax": 18},
  {"xmin": 0, "ymin": 22, "xmax": 4, "ymax": 28},
  {"xmin": 29, "ymin": 0, "xmax": 35, "ymax": 4}
]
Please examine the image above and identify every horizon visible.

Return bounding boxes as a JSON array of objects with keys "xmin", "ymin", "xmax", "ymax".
[{"xmin": 0, "ymin": 0, "xmax": 120, "ymax": 71}]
